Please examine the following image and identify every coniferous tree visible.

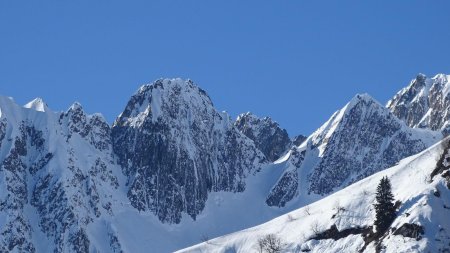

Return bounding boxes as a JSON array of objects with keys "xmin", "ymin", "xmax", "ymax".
[{"xmin": 374, "ymin": 176, "xmax": 396, "ymax": 234}]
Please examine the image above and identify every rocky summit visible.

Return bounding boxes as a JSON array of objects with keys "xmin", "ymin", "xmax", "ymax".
[
  {"xmin": 266, "ymin": 93, "xmax": 441, "ymax": 208},
  {"xmin": 388, "ymin": 73, "xmax": 450, "ymax": 132},
  {"xmin": 111, "ymin": 78, "xmax": 266, "ymax": 223},
  {"xmin": 234, "ymin": 112, "xmax": 291, "ymax": 162}
]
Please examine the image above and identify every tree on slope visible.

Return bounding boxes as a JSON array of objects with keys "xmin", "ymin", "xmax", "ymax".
[{"xmin": 374, "ymin": 176, "xmax": 396, "ymax": 234}]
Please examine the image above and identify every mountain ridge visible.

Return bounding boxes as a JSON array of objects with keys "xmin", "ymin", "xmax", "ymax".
[{"xmin": 0, "ymin": 74, "xmax": 447, "ymax": 252}]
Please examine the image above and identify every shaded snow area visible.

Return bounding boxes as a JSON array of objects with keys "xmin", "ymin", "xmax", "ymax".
[{"xmin": 179, "ymin": 139, "xmax": 450, "ymax": 253}]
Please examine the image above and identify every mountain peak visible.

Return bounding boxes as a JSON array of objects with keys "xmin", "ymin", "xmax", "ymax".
[
  {"xmin": 235, "ymin": 112, "xmax": 290, "ymax": 162},
  {"xmin": 295, "ymin": 91, "xmax": 440, "ymax": 196},
  {"xmin": 237, "ymin": 111, "xmax": 257, "ymax": 121},
  {"xmin": 112, "ymin": 78, "xmax": 265, "ymax": 223},
  {"xmin": 335, "ymin": 93, "xmax": 383, "ymax": 121},
  {"xmin": 387, "ymin": 73, "xmax": 450, "ymax": 130},
  {"xmin": 68, "ymin": 101, "xmax": 84, "ymax": 112},
  {"xmin": 115, "ymin": 78, "xmax": 213, "ymax": 127},
  {"xmin": 416, "ymin": 72, "xmax": 427, "ymax": 81},
  {"xmin": 24, "ymin": 97, "xmax": 49, "ymax": 112},
  {"xmin": 348, "ymin": 93, "xmax": 377, "ymax": 106},
  {"xmin": 432, "ymin": 73, "xmax": 449, "ymax": 85},
  {"xmin": 136, "ymin": 78, "xmax": 206, "ymax": 98}
]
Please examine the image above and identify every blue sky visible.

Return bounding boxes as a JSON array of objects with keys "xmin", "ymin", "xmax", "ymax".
[{"xmin": 1, "ymin": 1, "xmax": 450, "ymax": 136}]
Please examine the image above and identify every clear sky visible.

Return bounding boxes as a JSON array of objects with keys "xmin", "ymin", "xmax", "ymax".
[{"xmin": 1, "ymin": 1, "xmax": 450, "ymax": 136}]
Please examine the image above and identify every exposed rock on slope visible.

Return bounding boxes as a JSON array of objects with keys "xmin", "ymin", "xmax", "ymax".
[
  {"xmin": 387, "ymin": 73, "xmax": 450, "ymax": 132},
  {"xmin": 292, "ymin": 134, "xmax": 307, "ymax": 146},
  {"xmin": 267, "ymin": 94, "xmax": 441, "ymax": 207},
  {"xmin": 265, "ymin": 147, "xmax": 304, "ymax": 207},
  {"xmin": 111, "ymin": 79, "xmax": 266, "ymax": 224},
  {"xmin": 0, "ymin": 96, "xmax": 122, "ymax": 253},
  {"xmin": 234, "ymin": 112, "xmax": 291, "ymax": 161}
]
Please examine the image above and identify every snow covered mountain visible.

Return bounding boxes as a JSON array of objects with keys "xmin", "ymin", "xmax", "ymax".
[
  {"xmin": 0, "ymin": 96, "xmax": 123, "ymax": 252},
  {"xmin": 234, "ymin": 112, "xmax": 292, "ymax": 162},
  {"xmin": 178, "ymin": 138, "xmax": 450, "ymax": 253},
  {"xmin": 0, "ymin": 76, "xmax": 446, "ymax": 253},
  {"xmin": 111, "ymin": 79, "xmax": 266, "ymax": 224},
  {"xmin": 387, "ymin": 73, "xmax": 450, "ymax": 132},
  {"xmin": 266, "ymin": 93, "xmax": 441, "ymax": 207}
]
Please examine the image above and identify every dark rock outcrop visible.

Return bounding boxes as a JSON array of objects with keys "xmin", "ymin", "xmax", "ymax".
[
  {"xmin": 306, "ymin": 94, "xmax": 438, "ymax": 195},
  {"xmin": 112, "ymin": 79, "xmax": 265, "ymax": 223},
  {"xmin": 235, "ymin": 112, "xmax": 291, "ymax": 161},
  {"xmin": 311, "ymin": 224, "xmax": 370, "ymax": 241},
  {"xmin": 292, "ymin": 134, "xmax": 307, "ymax": 146},
  {"xmin": 393, "ymin": 223, "xmax": 424, "ymax": 240},
  {"xmin": 266, "ymin": 148, "xmax": 304, "ymax": 207},
  {"xmin": 264, "ymin": 94, "xmax": 440, "ymax": 208},
  {"xmin": 387, "ymin": 73, "xmax": 450, "ymax": 132}
]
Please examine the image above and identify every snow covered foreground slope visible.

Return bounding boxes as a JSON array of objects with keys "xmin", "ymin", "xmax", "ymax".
[{"xmin": 179, "ymin": 139, "xmax": 450, "ymax": 253}]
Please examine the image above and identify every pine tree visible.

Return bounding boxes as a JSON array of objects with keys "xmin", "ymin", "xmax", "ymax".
[{"xmin": 374, "ymin": 176, "xmax": 396, "ymax": 234}]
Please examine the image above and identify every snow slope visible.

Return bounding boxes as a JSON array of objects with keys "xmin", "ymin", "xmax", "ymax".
[{"xmin": 179, "ymin": 138, "xmax": 450, "ymax": 253}]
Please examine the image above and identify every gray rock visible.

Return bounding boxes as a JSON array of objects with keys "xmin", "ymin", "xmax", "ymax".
[
  {"xmin": 112, "ymin": 79, "xmax": 265, "ymax": 223},
  {"xmin": 235, "ymin": 112, "xmax": 292, "ymax": 161},
  {"xmin": 388, "ymin": 73, "xmax": 450, "ymax": 132},
  {"xmin": 393, "ymin": 223, "xmax": 424, "ymax": 239},
  {"xmin": 292, "ymin": 135, "xmax": 307, "ymax": 146}
]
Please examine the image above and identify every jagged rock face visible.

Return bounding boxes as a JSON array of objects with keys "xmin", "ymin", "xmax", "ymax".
[
  {"xmin": 265, "ymin": 94, "xmax": 441, "ymax": 206},
  {"xmin": 0, "ymin": 119, "xmax": 6, "ymax": 150},
  {"xmin": 0, "ymin": 122, "xmax": 38, "ymax": 252},
  {"xmin": 266, "ymin": 147, "xmax": 304, "ymax": 207},
  {"xmin": 59, "ymin": 104, "xmax": 112, "ymax": 151},
  {"xmin": 112, "ymin": 79, "xmax": 265, "ymax": 224},
  {"xmin": 306, "ymin": 94, "xmax": 439, "ymax": 195},
  {"xmin": 387, "ymin": 73, "xmax": 450, "ymax": 132},
  {"xmin": 0, "ymin": 97, "xmax": 122, "ymax": 253},
  {"xmin": 235, "ymin": 112, "xmax": 291, "ymax": 161},
  {"xmin": 292, "ymin": 134, "xmax": 307, "ymax": 146}
]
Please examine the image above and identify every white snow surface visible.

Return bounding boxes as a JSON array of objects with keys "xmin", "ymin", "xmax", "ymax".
[
  {"xmin": 24, "ymin": 97, "xmax": 49, "ymax": 112},
  {"xmin": 178, "ymin": 139, "xmax": 450, "ymax": 253}
]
